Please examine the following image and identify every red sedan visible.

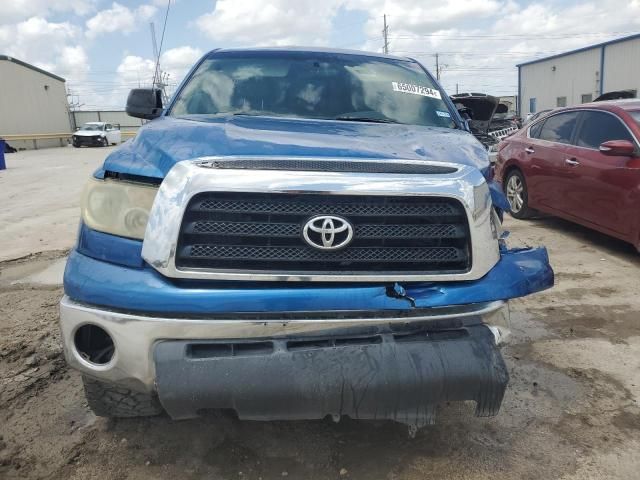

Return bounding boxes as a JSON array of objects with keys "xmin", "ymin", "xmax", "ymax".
[{"xmin": 495, "ymin": 100, "xmax": 640, "ymax": 251}]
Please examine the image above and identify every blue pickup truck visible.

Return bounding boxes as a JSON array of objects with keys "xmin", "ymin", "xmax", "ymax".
[{"xmin": 60, "ymin": 47, "xmax": 553, "ymax": 434}]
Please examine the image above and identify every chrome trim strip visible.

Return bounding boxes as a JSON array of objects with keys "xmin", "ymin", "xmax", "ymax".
[
  {"xmin": 194, "ymin": 155, "xmax": 464, "ymax": 171},
  {"xmin": 59, "ymin": 295, "xmax": 507, "ymax": 390},
  {"xmin": 141, "ymin": 158, "xmax": 500, "ymax": 281}
]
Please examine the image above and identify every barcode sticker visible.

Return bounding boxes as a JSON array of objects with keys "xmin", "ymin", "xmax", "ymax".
[{"xmin": 392, "ymin": 82, "xmax": 442, "ymax": 99}]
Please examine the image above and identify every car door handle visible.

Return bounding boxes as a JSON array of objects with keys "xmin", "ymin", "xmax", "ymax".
[
  {"xmin": 565, "ymin": 158, "xmax": 580, "ymax": 166},
  {"xmin": 525, "ymin": 147, "xmax": 535, "ymax": 154}
]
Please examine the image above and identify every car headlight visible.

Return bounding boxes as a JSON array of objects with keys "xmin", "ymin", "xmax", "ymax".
[{"xmin": 81, "ymin": 178, "xmax": 158, "ymax": 240}]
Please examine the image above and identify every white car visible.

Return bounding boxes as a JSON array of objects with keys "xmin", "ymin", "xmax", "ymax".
[{"xmin": 72, "ymin": 122, "xmax": 122, "ymax": 147}]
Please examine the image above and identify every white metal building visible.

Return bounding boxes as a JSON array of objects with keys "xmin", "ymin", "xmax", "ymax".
[
  {"xmin": 517, "ymin": 33, "xmax": 640, "ymax": 116},
  {"xmin": 0, "ymin": 55, "xmax": 71, "ymax": 149}
]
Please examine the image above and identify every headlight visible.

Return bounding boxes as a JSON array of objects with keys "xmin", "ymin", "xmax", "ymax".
[{"xmin": 81, "ymin": 178, "xmax": 158, "ymax": 240}]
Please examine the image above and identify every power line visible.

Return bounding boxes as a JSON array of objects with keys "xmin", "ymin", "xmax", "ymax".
[
  {"xmin": 151, "ymin": 0, "xmax": 172, "ymax": 102},
  {"xmin": 388, "ymin": 30, "xmax": 639, "ymax": 40}
]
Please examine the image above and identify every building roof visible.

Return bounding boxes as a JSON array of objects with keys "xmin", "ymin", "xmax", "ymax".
[
  {"xmin": 0, "ymin": 55, "xmax": 65, "ymax": 82},
  {"xmin": 517, "ymin": 32, "xmax": 640, "ymax": 68}
]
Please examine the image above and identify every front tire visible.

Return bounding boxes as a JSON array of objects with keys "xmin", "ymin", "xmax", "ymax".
[
  {"xmin": 504, "ymin": 169, "xmax": 535, "ymax": 219},
  {"xmin": 82, "ymin": 376, "xmax": 163, "ymax": 418},
  {"xmin": 101, "ymin": 137, "xmax": 109, "ymax": 147}
]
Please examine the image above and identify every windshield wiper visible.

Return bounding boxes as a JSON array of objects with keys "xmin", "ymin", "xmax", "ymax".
[{"xmin": 334, "ymin": 115, "xmax": 399, "ymax": 124}]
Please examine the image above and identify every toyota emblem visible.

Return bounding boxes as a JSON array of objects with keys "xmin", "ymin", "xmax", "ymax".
[{"xmin": 302, "ymin": 215, "xmax": 354, "ymax": 250}]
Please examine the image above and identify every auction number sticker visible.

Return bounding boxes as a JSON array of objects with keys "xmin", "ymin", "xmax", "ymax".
[{"xmin": 392, "ymin": 82, "xmax": 442, "ymax": 99}]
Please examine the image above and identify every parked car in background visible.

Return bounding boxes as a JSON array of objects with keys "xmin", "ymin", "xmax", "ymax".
[
  {"xmin": 73, "ymin": 122, "xmax": 121, "ymax": 147},
  {"xmin": 594, "ymin": 89, "xmax": 636, "ymax": 102},
  {"xmin": 495, "ymin": 99, "xmax": 640, "ymax": 251},
  {"xmin": 451, "ymin": 93, "xmax": 519, "ymax": 163}
]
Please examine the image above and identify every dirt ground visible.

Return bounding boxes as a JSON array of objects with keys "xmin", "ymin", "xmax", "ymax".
[{"xmin": 1, "ymin": 148, "xmax": 640, "ymax": 479}]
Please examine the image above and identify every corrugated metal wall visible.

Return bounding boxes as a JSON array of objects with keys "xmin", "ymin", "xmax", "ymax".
[
  {"xmin": 520, "ymin": 48, "xmax": 601, "ymax": 115},
  {"xmin": 602, "ymin": 38, "xmax": 640, "ymax": 94},
  {"xmin": 0, "ymin": 59, "xmax": 71, "ymax": 149}
]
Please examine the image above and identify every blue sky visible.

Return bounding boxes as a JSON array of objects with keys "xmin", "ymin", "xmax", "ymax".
[{"xmin": 1, "ymin": 0, "xmax": 639, "ymax": 109}]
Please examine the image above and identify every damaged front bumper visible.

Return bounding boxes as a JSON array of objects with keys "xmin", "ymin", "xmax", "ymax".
[
  {"xmin": 60, "ymin": 296, "xmax": 510, "ymax": 428},
  {"xmin": 60, "ymin": 245, "xmax": 552, "ymax": 426}
]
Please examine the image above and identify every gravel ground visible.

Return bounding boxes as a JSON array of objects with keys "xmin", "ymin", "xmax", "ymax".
[{"xmin": 1, "ymin": 148, "xmax": 639, "ymax": 479}]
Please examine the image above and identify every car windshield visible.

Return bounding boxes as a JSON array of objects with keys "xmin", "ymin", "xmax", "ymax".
[
  {"xmin": 630, "ymin": 111, "xmax": 640, "ymax": 127},
  {"xmin": 170, "ymin": 52, "xmax": 456, "ymax": 128},
  {"xmin": 81, "ymin": 124, "xmax": 103, "ymax": 131}
]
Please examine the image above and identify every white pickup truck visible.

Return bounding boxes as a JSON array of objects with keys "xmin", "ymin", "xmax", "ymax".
[{"xmin": 72, "ymin": 122, "xmax": 122, "ymax": 147}]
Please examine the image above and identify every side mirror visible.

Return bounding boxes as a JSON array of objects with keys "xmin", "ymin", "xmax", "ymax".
[
  {"xmin": 126, "ymin": 88, "xmax": 163, "ymax": 119},
  {"xmin": 599, "ymin": 140, "xmax": 636, "ymax": 156}
]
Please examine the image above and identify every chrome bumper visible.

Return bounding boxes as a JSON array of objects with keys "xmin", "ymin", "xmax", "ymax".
[{"xmin": 59, "ymin": 296, "xmax": 510, "ymax": 392}]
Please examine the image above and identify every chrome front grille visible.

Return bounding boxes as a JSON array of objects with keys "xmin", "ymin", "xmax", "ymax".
[{"xmin": 175, "ymin": 192, "xmax": 471, "ymax": 274}]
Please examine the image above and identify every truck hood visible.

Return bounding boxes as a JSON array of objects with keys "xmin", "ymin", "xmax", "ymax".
[
  {"xmin": 450, "ymin": 95, "xmax": 500, "ymax": 134},
  {"xmin": 102, "ymin": 115, "xmax": 489, "ymax": 179}
]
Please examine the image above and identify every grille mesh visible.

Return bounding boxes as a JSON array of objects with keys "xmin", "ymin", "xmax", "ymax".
[
  {"xmin": 189, "ymin": 245, "xmax": 463, "ymax": 262},
  {"xmin": 197, "ymin": 199, "xmax": 457, "ymax": 217},
  {"xmin": 176, "ymin": 192, "xmax": 471, "ymax": 274}
]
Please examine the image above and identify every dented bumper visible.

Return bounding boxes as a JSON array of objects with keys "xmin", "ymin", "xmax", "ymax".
[
  {"xmin": 63, "ymin": 246, "xmax": 553, "ymax": 314},
  {"xmin": 154, "ymin": 324, "xmax": 508, "ymax": 428},
  {"xmin": 60, "ymin": 245, "xmax": 552, "ymax": 424}
]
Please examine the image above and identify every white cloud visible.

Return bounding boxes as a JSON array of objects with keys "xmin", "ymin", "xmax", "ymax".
[
  {"xmin": 196, "ymin": 0, "xmax": 343, "ymax": 46},
  {"xmin": 160, "ymin": 46, "xmax": 203, "ymax": 82},
  {"xmin": 115, "ymin": 46, "xmax": 203, "ymax": 87},
  {"xmin": 0, "ymin": 0, "xmax": 97, "ymax": 23},
  {"xmin": 85, "ymin": 46, "xmax": 205, "ymax": 109},
  {"xmin": 85, "ymin": 2, "xmax": 157, "ymax": 39},
  {"xmin": 0, "ymin": 16, "xmax": 88, "ymax": 81}
]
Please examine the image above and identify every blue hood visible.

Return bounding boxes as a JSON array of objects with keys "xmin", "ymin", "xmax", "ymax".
[{"xmin": 101, "ymin": 115, "xmax": 489, "ymax": 179}]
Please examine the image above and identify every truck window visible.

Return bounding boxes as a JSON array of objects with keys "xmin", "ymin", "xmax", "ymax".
[{"xmin": 170, "ymin": 53, "xmax": 456, "ymax": 129}]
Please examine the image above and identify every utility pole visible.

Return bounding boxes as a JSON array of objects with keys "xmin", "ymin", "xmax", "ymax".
[
  {"xmin": 456, "ymin": 83, "xmax": 459, "ymax": 94},
  {"xmin": 382, "ymin": 14, "xmax": 389, "ymax": 54},
  {"xmin": 150, "ymin": 22, "xmax": 168, "ymax": 102},
  {"xmin": 435, "ymin": 53, "xmax": 440, "ymax": 80}
]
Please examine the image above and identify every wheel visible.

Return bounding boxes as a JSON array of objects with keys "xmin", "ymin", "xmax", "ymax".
[
  {"xmin": 73, "ymin": 142, "xmax": 80, "ymax": 148},
  {"xmin": 82, "ymin": 375, "xmax": 163, "ymax": 418},
  {"xmin": 101, "ymin": 137, "xmax": 109, "ymax": 147},
  {"xmin": 504, "ymin": 169, "xmax": 535, "ymax": 219}
]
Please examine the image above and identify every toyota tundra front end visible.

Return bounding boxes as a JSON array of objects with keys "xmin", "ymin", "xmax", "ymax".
[{"xmin": 60, "ymin": 47, "xmax": 553, "ymax": 434}]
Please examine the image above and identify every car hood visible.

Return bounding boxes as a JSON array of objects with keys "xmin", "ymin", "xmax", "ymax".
[
  {"xmin": 101, "ymin": 115, "xmax": 489, "ymax": 179},
  {"xmin": 450, "ymin": 96, "xmax": 499, "ymax": 134},
  {"xmin": 75, "ymin": 130, "xmax": 104, "ymax": 137}
]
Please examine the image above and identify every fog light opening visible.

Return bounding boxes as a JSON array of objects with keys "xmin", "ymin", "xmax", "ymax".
[{"xmin": 74, "ymin": 324, "xmax": 115, "ymax": 365}]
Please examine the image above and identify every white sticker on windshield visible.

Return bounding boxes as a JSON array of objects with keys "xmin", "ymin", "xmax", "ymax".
[
  {"xmin": 392, "ymin": 82, "xmax": 442, "ymax": 99},
  {"xmin": 436, "ymin": 110, "xmax": 451, "ymax": 118}
]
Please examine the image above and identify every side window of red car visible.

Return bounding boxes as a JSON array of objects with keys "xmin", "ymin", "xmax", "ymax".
[
  {"xmin": 538, "ymin": 111, "xmax": 580, "ymax": 144},
  {"xmin": 575, "ymin": 111, "xmax": 634, "ymax": 149},
  {"xmin": 529, "ymin": 120, "xmax": 544, "ymax": 139}
]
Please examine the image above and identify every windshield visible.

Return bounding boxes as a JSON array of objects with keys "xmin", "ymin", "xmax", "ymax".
[
  {"xmin": 81, "ymin": 124, "xmax": 103, "ymax": 131},
  {"xmin": 170, "ymin": 53, "xmax": 456, "ymax": 128},
  {"xmin": 630, "ymin": 111, "xmax": 640, "ymax": 127}
]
